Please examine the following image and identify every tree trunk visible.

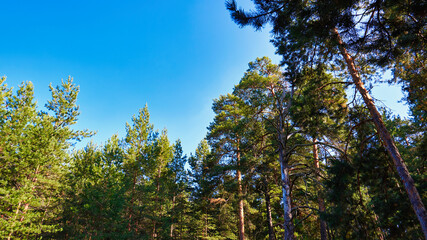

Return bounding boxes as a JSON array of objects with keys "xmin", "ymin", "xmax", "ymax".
[
  {"xmin": 237, "ymin": 148, "xmax": 245, "ymax": 240},
  {"xmin": 279, "ymin": 144, "xmax": 295, "ymax": 240},
  {"xmin": 313, "ymin": 139, "xmax": 327, "ymax": 240},
  {"xmin": 333, "ymin": 28, "xmax": 427, "ymax": 238},
  {"xmin": 170, "ymin": 195, "xmax": 176, "ymax": 239},
  {"xmin": 271, "ymin": 85, "xmax": 295, "ymax": 240},
  {"xmin": 152, "ymin": 167, "xmax": 162, "ymax": 239},
  {"xmin": 264, "ymin": 182, "xmax": 276, "ymax": 240}
]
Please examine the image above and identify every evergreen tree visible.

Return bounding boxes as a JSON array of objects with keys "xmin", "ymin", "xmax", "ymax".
[
  {"xmin": 61, "ymin": 136, "xmax": 128, "ymax": 239},
  {"xmin": 207, "ymin": 93, "xmax": 247, "ymax": 240},
  {"xmin": 227, "ymin": 1, "xmax": 427, "ymax": 235},
  {"xmin": 290, "ymin": 65, "xmax": 348, "ymax": 239},
  {"xmin": 233, "ymin": 57, "xmax": 306, "ymax": 239},
  {"xmin": 149, "ymin": 129, "xmax": 174, "ymax": 239},
  {"xmin": 167, "ymin": 140, "xmax": 190, "ymax": 239},
  {"xmin": 0, "ymin": 77, "xmax": 91, "ymax": 239}
]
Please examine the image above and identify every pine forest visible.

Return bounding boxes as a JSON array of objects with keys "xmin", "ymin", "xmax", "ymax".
[{"xmin": 0, "ymin": 0, "xmax": 426, "ymax": 239}]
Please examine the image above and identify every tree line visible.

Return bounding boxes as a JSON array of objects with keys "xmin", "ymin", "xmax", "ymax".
[
  {"xmin": 1, "ymin": 0, "xmax": 426, "ymax": 239},
  {"xmin": 0, "ymin": 56, "xmax": 425, "ymax": 240}
]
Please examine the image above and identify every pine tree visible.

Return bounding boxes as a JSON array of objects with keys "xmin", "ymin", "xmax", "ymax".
[
  {"xmin": 207, "ymin": 93, "xmax": 247, "ymax": 240},
  {"xmin": 167, "ymin": 140, "xmax": 190, "ymax": 239},
  {"xmin": 227, "ymin": 1, "xmax": 427, "ymax": 236},
  {"xmin": 233, "ymin": 57, "xmax": 303, "ymax": 239},
  {"xmin": 61, "ymin": 136, "xmax": 128, "ymax": 239},
  {"xmin": 0, "ymin": 77, "xmax": 91, "ymax": 239},
  {"xmin": 290, "ymin": 65, "xmax": 348, "ymax": 239},
  {"xmin": 122, "ymin": 105, "xmax": 160, "ymax": 238},
  {"xmin": 150, "ymin": 129, "xmax": 174, "ymax": 239}
]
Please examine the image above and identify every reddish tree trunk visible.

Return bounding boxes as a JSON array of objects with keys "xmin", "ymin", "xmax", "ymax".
[
  {"xmin": 264, "ymin": 183, "xmax": 276, "ymax": 240},
  {"xmin": 152, "ymin": 167, "xmax": 162, "ymax": 239},
  {"xmin": 333, "ymin": 28, "xmax": 427, "ymax": 238},
  {"xmin": 170, "ymin": 195, "xmax": 176, "ymax": 238}
]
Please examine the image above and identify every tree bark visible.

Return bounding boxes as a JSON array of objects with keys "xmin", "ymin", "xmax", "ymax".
[
  {"xmin": 333, "ymin": 28, "xmax": 427, "ymax": 238},
  {"xmin": 270, "ymin": 85, "xmax": 295, "ymax": 240},
  {"xmin": 152, "ymin": 166, "xmax": 162, "ymax": 239},
  {"xmin": 170, "ymin": 195, "xmax": 176, "ymax": 239},
  {"xmin": 264, "ymin": 182, "xmax": 276, "ymax": 240},
  {"xmin": 237, "ymin": 148, "xmax": 245, "ymax": 240},
  {"xmin": 280, "ymin": 152, "xmax": 295, "ymax": 240},
  {"xmin": 313, "ymin": 139, "xmax": 327, "ymax": 240}
]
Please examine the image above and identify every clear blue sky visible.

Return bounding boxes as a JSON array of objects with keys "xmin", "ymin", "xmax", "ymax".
[{"xmin": 0, "ymin": 1, "xmax": 408, "ymax": 154}]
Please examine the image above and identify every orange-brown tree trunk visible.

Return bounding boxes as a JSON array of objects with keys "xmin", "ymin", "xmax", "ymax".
[
  {"xmin": 237, "ymin": 148, "xmax": 245, "ymax": 240},
  {"xmin": 170, "ymin": 195, "xmax": 176, "ymax": 239},
  {"xmin": 152, "ymin": 167, "xmax": 162, "ymax": 239},
  {"xmin": 333, "ymin": 28, "xmax": 427, "ymax": 238},
  {"xmin": 264, "ymin": 182, "xmax": 276, "ymax": 240}
]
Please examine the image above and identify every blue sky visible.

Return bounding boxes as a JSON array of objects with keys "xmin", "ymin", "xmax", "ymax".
[{"xmin": 0, "ymin": 1, "xmax": 408, "ymax": 154}]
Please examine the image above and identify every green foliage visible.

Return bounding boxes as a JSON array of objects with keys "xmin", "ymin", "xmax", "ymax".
[
  {"xmin": 0, "ymin": 77, "xmax": 91, "ymax": 239},
  {"xmin": 1, "ymin": 37, "xmax": 424, "ymax": 239},
  {"xmin": 61, "ymin": 137, "xmax": 128, "ymax": 239},
  {"xmin": 227, "ymin": 0, "xmax": 426, "ymax": 68},
  {"xmin": 291, "ymin": 65, "xmax": 348, "ymax": 139},
  {"xmin": 325, "ymin": 106, "xmax": 425, "ymax": 239}
]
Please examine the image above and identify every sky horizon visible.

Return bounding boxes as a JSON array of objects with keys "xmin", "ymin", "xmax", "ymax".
[{"xmin": 1, "ymin": 1, "xmax": 409, "ymax": 155}]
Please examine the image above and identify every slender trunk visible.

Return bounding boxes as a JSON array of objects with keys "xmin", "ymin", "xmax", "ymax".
[
  {"xmin": 313, "ymin": 139, "xmax": 328, "ymax": 240},
  {"xmin": 237, "ymin": 147, "xmax": 245, "ymax": 240},
  {"xmin": 237, "ymin": 169, "xmax": 245, "ymax": 240},
  {"xmin": 264, "ymin": 182, "xmax": 276, "ymax": 240},
  {"xmin": 152, "ymin": 167, "xmax": 162, "ymax": 239},
  {"xmin": 333, "ymin": 28, "xmax": 427, "ymax": 238},
  {"xmin": 170, "ymin": 195, "xmax": 176, "ymax": 239}
]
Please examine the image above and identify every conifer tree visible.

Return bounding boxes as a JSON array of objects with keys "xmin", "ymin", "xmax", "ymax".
[
  {"xmin": 290, "ymin": 65, "xmax": 348, "ymax": 239},
  {"xmin": 227, "ymin": 1, "xmax": 427, "ymax": 236},
  {"xmin": 208, "ymin": 93, "xmax": 247, "ymax": 240},
  {"xmin": 167, "ymin": 140, "xmax": 190, "ymax": 239},
  {"xmin": 0, "ymin": 77, "xmax": 91, "ymax": 239},
  {"xmin": 123, "ymin": 105, "xmax": 158, "ymax": 236},
  {"xmin": 150, "ymin": 129, "xmax": 174, "ymax": 239},
  {"xmin": 61, "ymin": 136, "xmax": 128, "ymax": 239},
  {"xmin": 188, "ymin": 140, "xmax": 210, "ymax": 239},
  {"xmin": 233, "ymin": 57, "xmax": 302, "ymax": 239}
]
